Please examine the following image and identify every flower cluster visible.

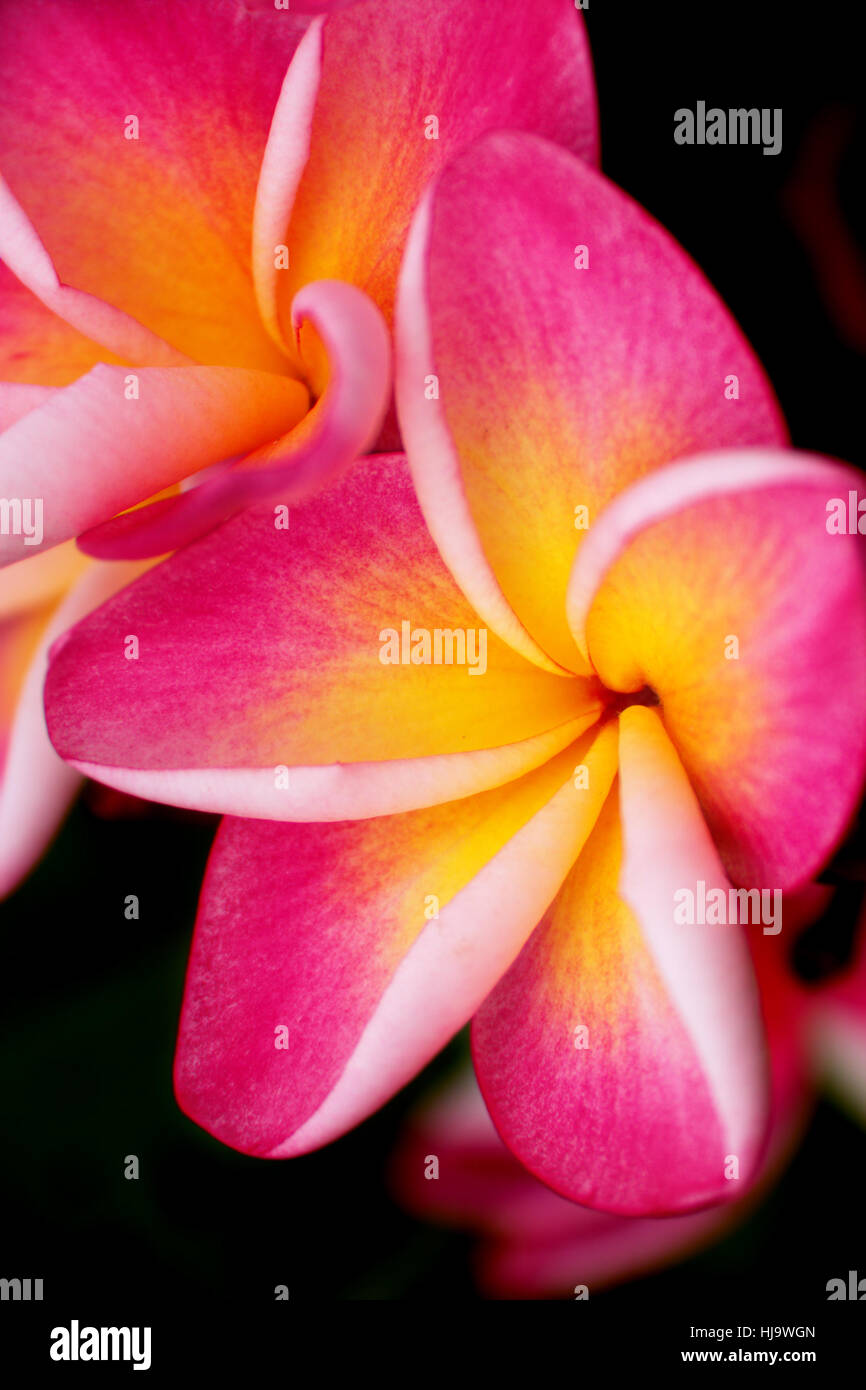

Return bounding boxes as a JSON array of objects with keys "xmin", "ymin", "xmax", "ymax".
[{"xmin": 1, "ymin": 0, "xmax": 864, "ymax": 1230}]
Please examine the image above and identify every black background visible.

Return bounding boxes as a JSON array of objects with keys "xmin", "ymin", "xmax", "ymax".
[{"xmin": 1, "ymin": 0, "xmax": 864, "ymax": 1364}]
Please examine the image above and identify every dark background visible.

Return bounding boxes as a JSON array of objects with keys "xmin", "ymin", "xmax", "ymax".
[{"xmin": 1, "ymin": 0, "xmax": 864, "ymax": 1356}]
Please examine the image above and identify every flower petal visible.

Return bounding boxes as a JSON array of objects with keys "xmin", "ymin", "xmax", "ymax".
[
  {"xmin": 47, "ymin": 454, "xmax": 601, "ymax": 819},
  {"xmin": 174, "ymin": 726, "xmax": 617, "ymax": 1157},
  {"xmin": 0, "ymin": 175, "xmax": 189, "ymax": 368},
  {"xmin": 473, "ymin": 707, "xmax": 770, "ymax": 1216},
  {"xmin": 0, "ymin": 261, "xmax": 120, "ymax": 386},
  {"xmin": 78, "ymin": 281, "xmax": 389, "ymax": 559},
  {"xmin": 567, "ymin": 449, "xmax": 866, "ymax": 889},
  {"xmin": 0, "ymin": 543, "xmax": 88, "ymax": 622},
  {"xmin": 0, "ymin": 366, "xmax": 308, "ymax": 566},
  {"xmin": 0, "ymin": 608, "xmax": 48, "ymax": 777},
  {"xmin": 394, "ymin": 1064, "xmax": 804, "ymax": 1300},
  {"xmin": 0, "ymin": 0, "xmax": 306, "ymax": 370},
  {"xmin": 256, "ymin": 0, "xmax": 598, "ymax": 384},
  {"xmin": 810, "ymin": 909, "xmax": 866, "ymax": 1121},
  {"xmin": 0, "ymin": 381, "xmax": 53, "ymax": 430},
  {"xmin": 245, "ymin": 0, "xmax": 362, "ymax": 11},
  {"xmin": 396, "ymin": 132, "xmax": 786, "ymax": 672},
  {"xmin": 0, "ymin": 558, "xmax": 148, "ymax": 896}
]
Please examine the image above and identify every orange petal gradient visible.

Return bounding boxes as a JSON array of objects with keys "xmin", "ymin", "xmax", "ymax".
[
  {"xmin": 174, "ymin": 728, "xmax": 617, "ymax": 1158},
  {"xmin": 473, "ymin": 708, "xmax": 769, "ymax": 1215},
  {"xmin": 0, "ymin": 0, "xmax": 306, "ymax": 369},
  {"xmin": 46, "ymin": 454, "xmax": 601, "ymax": 821},
  {"xmin": 262, "ymin": 0, "xmax": 598, "ymax": 393},
  {"xmin": 569, "ymin": 449, "xmax": 866, "ymax": 889},
  {"xmin": 396, "ymin": 132, "xmax": 786, "ymax": 673}
]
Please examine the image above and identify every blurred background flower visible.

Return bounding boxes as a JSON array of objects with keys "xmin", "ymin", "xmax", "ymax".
[{"xmin": 390, "ymin": 897, "xmax": 866, "ymax": 1299}]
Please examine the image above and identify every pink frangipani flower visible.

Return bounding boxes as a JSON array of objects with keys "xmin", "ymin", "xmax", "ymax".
[
  {"xmin": 0, "ymin": 0, "xmax": 597, "ymax": 891},
  {"xmin": 44, "ymin": 128, "xmax": 866, "ymax": 1214}
]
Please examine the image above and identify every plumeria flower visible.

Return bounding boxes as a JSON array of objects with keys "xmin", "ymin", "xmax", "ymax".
[
  {"xmin": 0, "ymin": 0, "xmax": 597, "ymax": 892},
  {"xmin": 43, "ymin": 126, "xmax": 866, "ymax": 1214},
  {"xmin": 393, "ymin": 893, "xmax": 866, "ymax": 1298}
]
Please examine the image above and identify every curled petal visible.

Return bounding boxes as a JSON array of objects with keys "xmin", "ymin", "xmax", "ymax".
[
  {"xmin": 567, "ymin": 449, "xmax": 866, "ymax": 889},
  {"xmin": 79, "ymin": 281, "xmax": 390, "ymax": 559},
  {"xmin": 257, "ymin": 0, "xmax": 597, "ymax": 389},
  {"xmin": 0, "ymin": 365, "xmax": 308, "ymax": 566}
]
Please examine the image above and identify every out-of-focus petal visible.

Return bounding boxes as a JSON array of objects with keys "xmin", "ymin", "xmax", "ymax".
[
  {"xmin": 396, "ymin": 133, "xmax": 786, "ymax": 672},
  {"xmin": 810, "ymin": 909, "xmax": 866, "ymax": 1121},
  {"xmin": 0, "ymin": 543, "xmax": 89, "ymax": 622},
  {"xmin": 174, "ymin": 727, "xmax": 618, "ymax": 1157},
  {"xmin": 0, "ymin": 558, "xmax": 149, "ymax": 897},
  {"xmin": 473, "ymin": 707, "xmax": 769, "ymax": 1216},
  {"xmin": 393, "ymin": 1061, "xmax": 806, "ymax": 1300},
  {"xmin": 568, "ymin": 449, "xmax": 866, "ymax": 889}
]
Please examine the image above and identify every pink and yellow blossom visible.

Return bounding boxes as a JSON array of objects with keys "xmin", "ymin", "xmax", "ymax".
[
  {"xmin": 43, "ymin": 129, "xmax": 866, "ymax": 1213},
  {"xmin": 0, "ymin": 0, "xmax": 596, "ymax": 889}
]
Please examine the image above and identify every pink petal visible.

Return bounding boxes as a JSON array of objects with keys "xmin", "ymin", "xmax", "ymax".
[
  {"xmin": 78, "ymin": 281, "xmax": 390, "ymax": 559},
  {"xmin": 0, "ymin": 558, "xmax": 149, "ymax": 897},
  {"xmin": 0, "ymin": 256, "xmax": 128, "ymax": 387},
  {"xmin": 245, "ymin": 0, "xmax": 361, "ymax": 10},
  {"xmin": 810, "ymin": 908, "xmax": 866, "ymax": 1119},
  {"xmin": 396, "ymin": 892, "xmax": 821, "ymax": 1298},
  {"xmin": 473, "ymin": 707, "xmax": 770, "ymax": 1216},
  {"xmin": 174, "ymin": 727, "xmax": 618, "ymax": 1157},
  {"xmin": 0, "ymin": 366, "xmax": 308, "ymax": 566},
  {"xmin": 46, "ymin": 454, "xmax": 601, "ymax": 819},
  {"xmin": 255, "ymin": 0, "xmax": 597, "ymax": 388},
  {"xmin": 0, "ymin": 381, "xmax": 54, "ymax": 430},
  {"xmin": 0, "ymin": 0, "xmax": 307, "ymax": 370},
  {"xmin": 394, "ymin": 1064, "xmax": 806, "ymax": 1300},
  {"xmin": 567, "ymin": 448, "xmax": 866, "ymax": 889},
  {"xmin": 396, "ymin": 132, "xmax": 786, "ymax": 673},
  {"xmin": 0, "ymin": 175, "xmax": 189, "ymax": 367},
  {"xmin": 0, "ymin": 544, "xmax": 89, "ymax": 622}
]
